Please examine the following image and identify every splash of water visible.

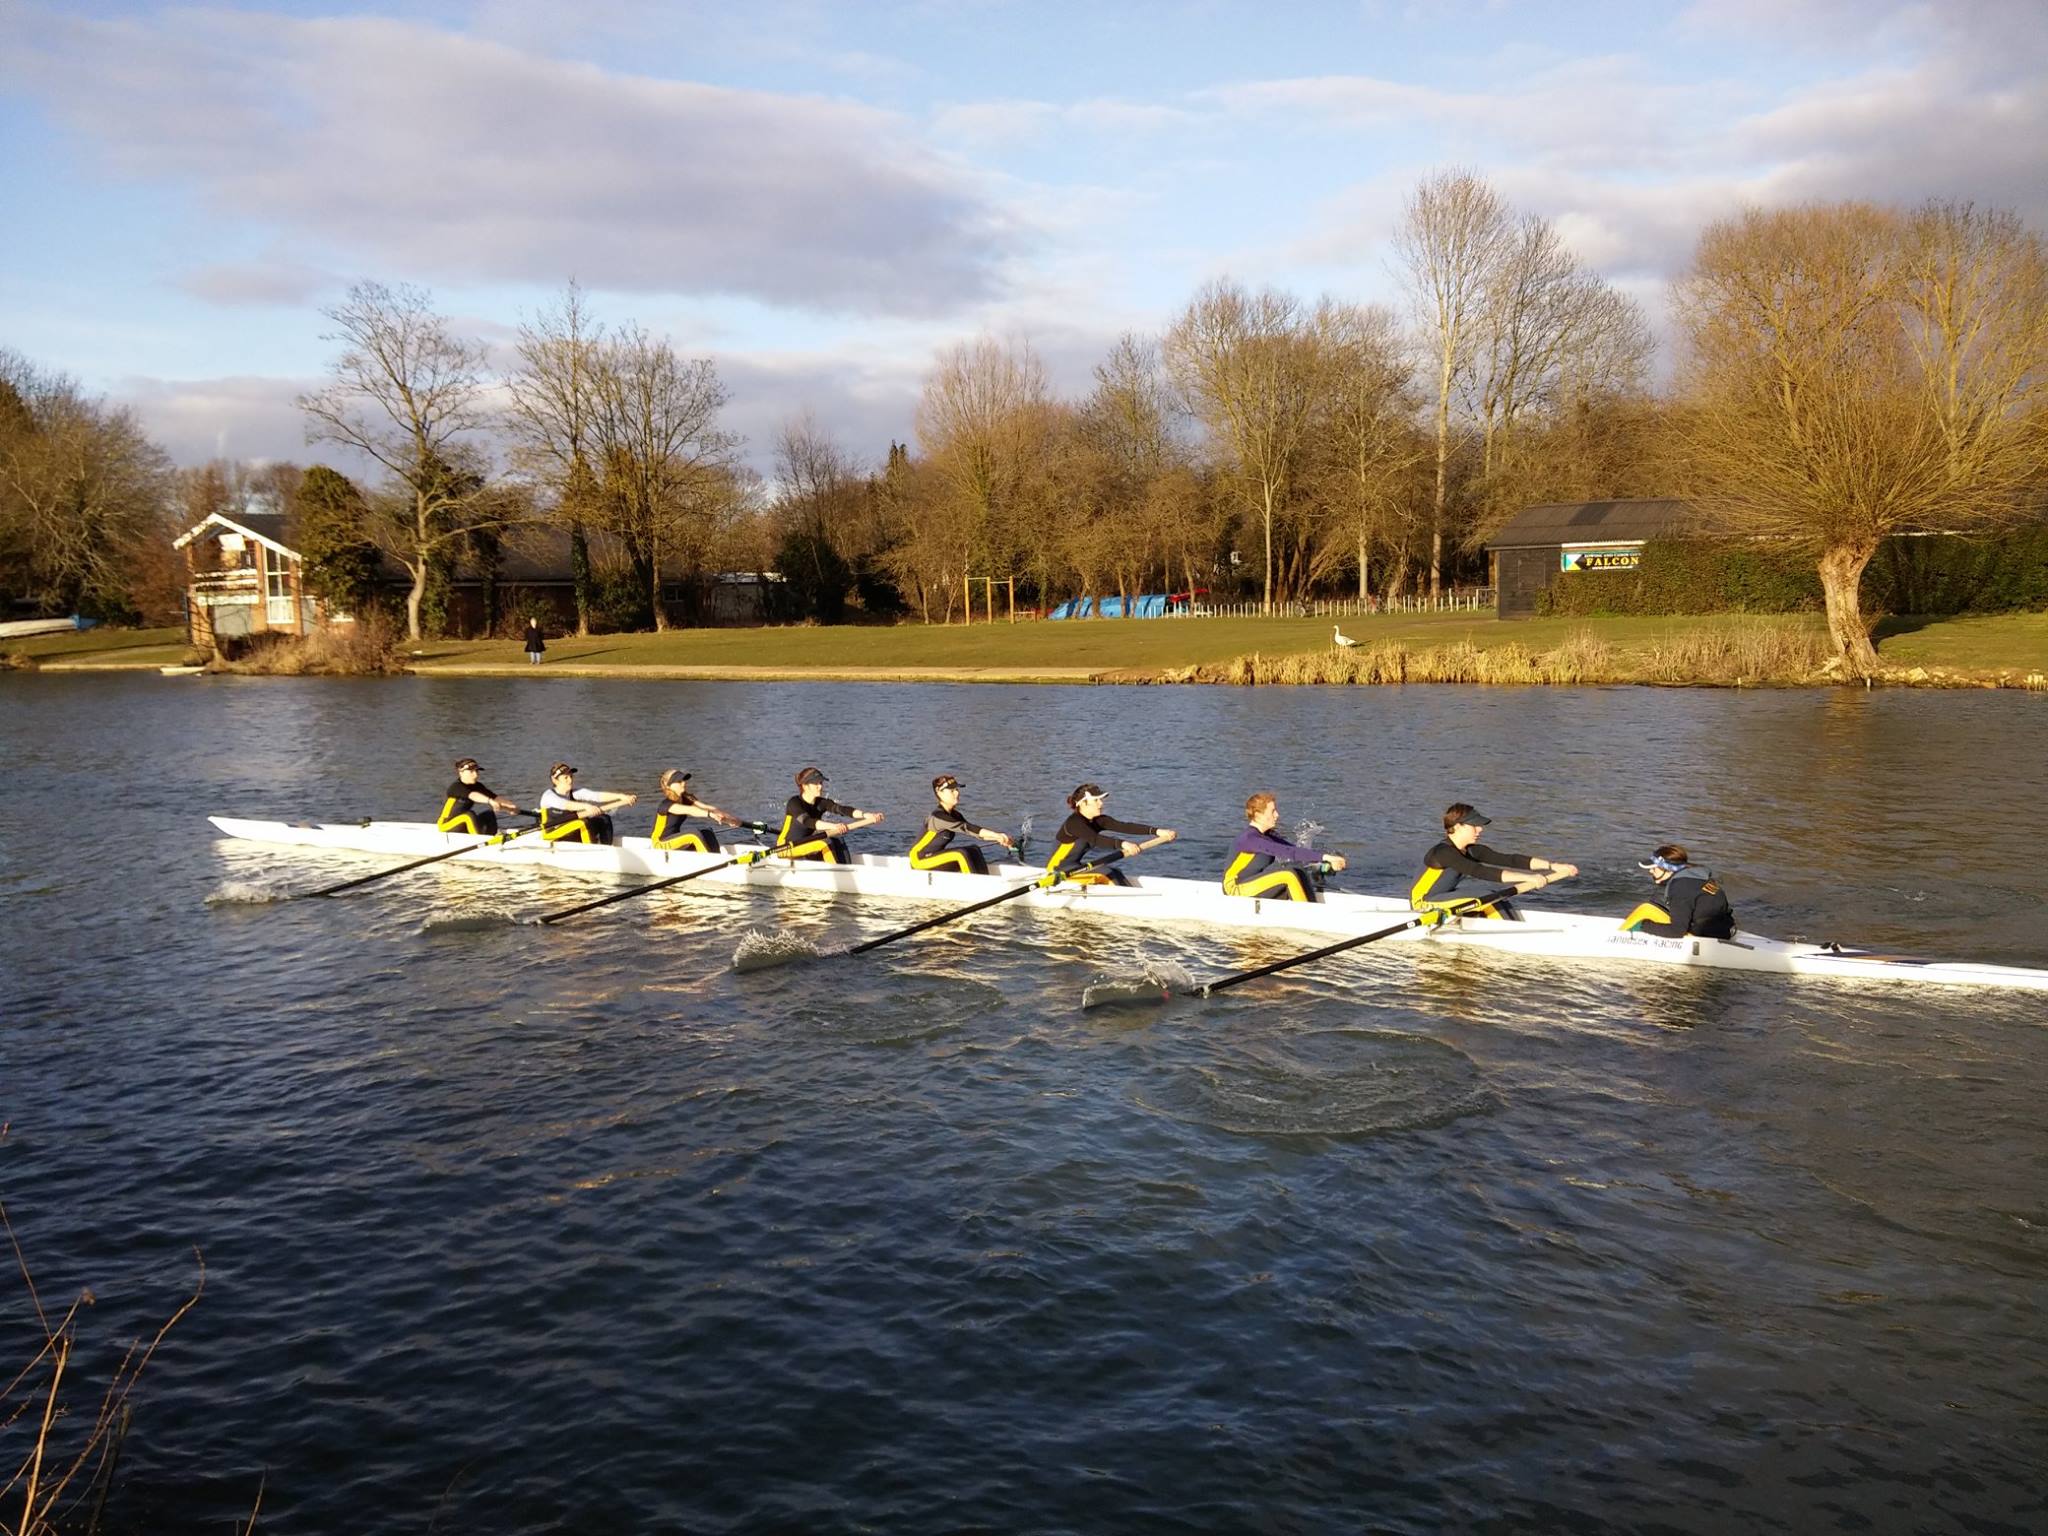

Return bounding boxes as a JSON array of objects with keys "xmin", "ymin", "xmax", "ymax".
[
  {"xmin": 419, "ymin": 906, "xmax": 533, "ymax": 935},
  {"xmin": 731, "ymin": 929, "xmax": 829, "ymax": 974},
  {"xmin": 205, "ymin": 879, "xmax": 296, "ymax": 906},
  {"xmin": 1293, "ymin": 819, "xmax": 1325, "ymax": 850},
  {"xmin": 1081, "ymin": 958, "xmax": 1198, "ymax": 1011}
]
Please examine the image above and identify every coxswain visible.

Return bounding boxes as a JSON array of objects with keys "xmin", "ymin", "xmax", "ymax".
[
  {"xmin": 650, "ymin": 769, "xmax": 747, "ymax": 853},
  {"xmin": 1045, "ymin": 783, "xmax": 1176, "ymax": 886},
  {"xmin": 437, "ymin": 757, "xmax": 521, "ymax": 837},
  {"xmin": 537, "ymin": 762, "xmax": 636, "ymax": 846},
  {"xmin": 908, "ymin": 774, "xmax": 1016, "ymax": 875},
  {"xmin": 1410, "ymin": 803, "xmax": 1576, "ymax": 921},
  {"xmin": 1622, "ymin": 845, "xmax": 1736, "ymax": 939},
  {"xmin": 777, "ymin": 766, "xmax": 883, "ymax": 864},
  {"xmin": 1223, "ymin": 792, "xmax": 1346, "ymax": 902}
]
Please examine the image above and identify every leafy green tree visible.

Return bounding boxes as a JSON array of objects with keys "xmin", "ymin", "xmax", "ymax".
[{"xmin": 295, "ymin": 466, "xmax": 384, "ymax": 616}]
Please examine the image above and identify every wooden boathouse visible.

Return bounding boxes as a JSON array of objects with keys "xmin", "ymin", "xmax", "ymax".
[{"xmin": 1486, "ymin": 499, "xmax": 1695, "ymax": 619}]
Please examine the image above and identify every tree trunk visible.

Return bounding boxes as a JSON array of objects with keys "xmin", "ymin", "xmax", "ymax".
[
  {"xmin": 1818, "ymin": 540, "xmax": 1880, "ymax": 675},
  {"xmin": 404, "ymin": 561, "xmax": 426, "ymax": 641},
  {"xmin": 1262, "ymin": 485, "xmax": 1275, "ymax": 614},
  {"xmin": 570, "ymin": 522, "xmax": 592, "ymax": 637},
  {"xmin": 651, "ymin": 545, "xmax": 667, "ymax": 632},
  {"xmin": 1357, "ymin": 528, "xmax": 1369, "ymax": 601}
]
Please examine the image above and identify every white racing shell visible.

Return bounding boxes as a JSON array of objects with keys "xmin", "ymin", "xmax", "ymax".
[{"xmin": 208, "ymin": 816, "xmax": 2048, "ymax": 994}]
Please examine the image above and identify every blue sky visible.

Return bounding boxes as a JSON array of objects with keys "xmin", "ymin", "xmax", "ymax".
[{"xmin": 3, "ymin": 0, "xmax": 2044, "ymax": 471}]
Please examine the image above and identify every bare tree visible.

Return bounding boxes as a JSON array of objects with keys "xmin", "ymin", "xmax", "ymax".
[
  {"xmin": 1394, "ymin": 170, "xmax": 1514, "ymax": 594},
  {"xmin": 1163, "ymin": 280, "xmax": 1328, "ymax": 610},
  {"xmin": 913, "ymin": 337, "xmax": 1053, "ymax": 612},
  {"xmin": 506, "ymin": 281, "xmax": 606, "ymax": 635},
  {"xmin": 1310, "ymin": 302, "xmax": 1419, "ymax": 600},
  {"xmin": 0, "ymin": 351, "xmax": 173, "ymax": 619},
  {"xmin": 298, "ymin": 282, "xmax": 503, "ymax": 640},
  {"xmin": 1674, "ymin": 200, "xmax": 2048, "ymax": 673},
  {"xmin": 589, "ymin": 325, "xmax": 739, "ymax": 630}
]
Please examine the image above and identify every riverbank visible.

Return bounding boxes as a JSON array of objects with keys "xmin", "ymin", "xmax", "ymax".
[{"xmin": 13, "ymin": 612, "xmax": 2048, "ymax": 687}]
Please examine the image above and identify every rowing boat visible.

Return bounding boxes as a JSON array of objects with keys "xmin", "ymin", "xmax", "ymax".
[{"xmin": 209, "ymin": 816, "xmax": 2048, "ymax": 992}]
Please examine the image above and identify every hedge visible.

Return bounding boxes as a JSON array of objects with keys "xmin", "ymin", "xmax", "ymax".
[{"xmin": 1538, "ymin": 528, "xmax": 2048, "ymax": 618}]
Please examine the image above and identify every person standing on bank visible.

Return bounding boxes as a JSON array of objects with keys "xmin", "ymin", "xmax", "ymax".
[
  {"xmin": 1623, "ymin": 845, "xmax": 1736, "ymax": 939},
  {"xmin": 524, "ymin": 618, "xmax": 546, "ymax": 666},
  {"xmin": 1410, "ymin": 804, "xmax": 1576, "ymax": 920},
  {"xmin": 537, "ymin": 763, "xmax": 635, "ymax": 845}
]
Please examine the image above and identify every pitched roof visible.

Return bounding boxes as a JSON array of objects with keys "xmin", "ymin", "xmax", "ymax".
[
  {"xmin": 172, "ymin": 510, "xmax": 300, "ymax": 557},
  {"xmin": 1485, "ymin": 498, "xmax": 1697, "ymax": 549}
]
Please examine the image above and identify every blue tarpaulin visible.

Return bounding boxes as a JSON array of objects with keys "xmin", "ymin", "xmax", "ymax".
[{"xmin": 1048, "ymin": 594, "xmax": 1172, "ymax": 620}]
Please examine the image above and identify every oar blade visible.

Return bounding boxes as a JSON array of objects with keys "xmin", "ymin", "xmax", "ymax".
[{"xmin": 1080, "ymin": 959, "xmax": 1198, "ymax": 1012}]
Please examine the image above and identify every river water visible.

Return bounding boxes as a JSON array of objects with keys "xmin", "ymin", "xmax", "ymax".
[{"xmin": 3, "ymin": 675, "xmax": 2045, "ymax": 1534}]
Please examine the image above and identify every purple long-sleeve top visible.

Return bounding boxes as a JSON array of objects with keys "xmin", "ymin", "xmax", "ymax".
[{"xmin": 1229, "ymin": 826, "xmax": 1324, "ymax": 866}]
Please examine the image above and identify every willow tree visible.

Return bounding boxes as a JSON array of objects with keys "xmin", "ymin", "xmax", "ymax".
[{"xmin": 1674, "ymin": 201, "xmax": 2048, "ymax": 674}]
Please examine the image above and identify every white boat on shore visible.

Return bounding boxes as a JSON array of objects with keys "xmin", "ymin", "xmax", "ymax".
[{"xmin": 208, "ymin": 816, "xmax": 2048, "ymax": 994}]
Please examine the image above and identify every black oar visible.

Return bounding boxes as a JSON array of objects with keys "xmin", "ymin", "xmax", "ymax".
[
  {"xmin": 536, "ymin": 840, "xmax": 798, "ymax": 925},
  {"xmin": 843, "ymin": 848, "xmax": 1130, "ymax": 956},
  {"xmin": 1083, "ymin": 875, "xmax": 1570, "ymax": 1009},
  {"xmin": 305, "ymin": 820, "xmax": 541, "ymax": 899}
]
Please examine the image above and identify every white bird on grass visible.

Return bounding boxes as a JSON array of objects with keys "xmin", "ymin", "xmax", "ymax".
[{"xmin": 1333, "ymin": 624, "xmax": 1358, "ymax": 649}]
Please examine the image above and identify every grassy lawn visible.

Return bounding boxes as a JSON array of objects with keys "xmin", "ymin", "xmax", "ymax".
[
  {"xmin": 12, "ymin": 611, "xmax": 2045, "ymax": 678},
  {"xmin": 1873, "ymin": 613, "xmax": 2048, "ymax": 673},
  {"xmin": 408, "ymin": 611, "xmax": 1842, "ymax": 674},
  {"xmin": 5, "ymin": 625, "xmax": 190, "ymax": 667}
]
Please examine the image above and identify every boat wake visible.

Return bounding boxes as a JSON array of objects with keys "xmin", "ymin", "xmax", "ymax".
[
  {"xmin": 205, "ymin": 879, "xmax": 297, "ymax": 905},
  {"xmin": 1136, "ymin": 1028, "xmax": 1494, "ymax": 1138},
  {"xmin": 732, "ymin": 929, "xmax": 830, "ymax": 973},
  {"xmin": 1081, "ymin": 960, "xmax": 1199, "ymax": 1012},
  {"xmin": 419, "ymin": 906, "xmax": 534, "ymax": 934}
]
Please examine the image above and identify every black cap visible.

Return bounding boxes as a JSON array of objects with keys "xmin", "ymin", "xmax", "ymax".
[
  {"xmin": 933, "ymin": 774, "xmax": 962, "ymax": 792},
  {"xmin": 455, "ymin": 757, "xmax": 480, "ymax": 772},
  {"xmin": 797, "ymin": 766, "xmax": 827, "ymax": 786},
  {"xmin": 660, "ymin": 768, "xmax": 692, "ymax": 789},
  {"xmin": 550, "ymin": 762, "xmax": 575, "ymax": 778},
  {"xmin": 1456, "ymin": 809, "xmax": 1491, "ymax": 827}
]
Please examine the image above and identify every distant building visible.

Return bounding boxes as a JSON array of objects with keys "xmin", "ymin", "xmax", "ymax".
[
  {"xmin": 173, "ymin": 511, "xmax": 340, "ymax": 647},
  {"xmin": 1485, "ymin": 499, "xmax": 1695, "ymax": 619}
]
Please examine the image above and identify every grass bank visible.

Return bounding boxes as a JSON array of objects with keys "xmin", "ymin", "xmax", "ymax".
[{"xmin": 12, "ymin": 611, "xmax": 2048, "ymax": 686}]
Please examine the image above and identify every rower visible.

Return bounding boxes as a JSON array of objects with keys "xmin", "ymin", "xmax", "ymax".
[
  {"xmin": 437, "ymin": 757, "xmax": 520, "ymax": 837},
  {"xmin": 537, "ymin": 762, "xmax": 636, "ymax": 846},
  {"xmin": 650, "ymin": 769, "xmax": 746, "ymax": 853},
  {"xmin": 908, "ymin": 774, "xmax": 1016, "ymax": 875},
  {"xmin": 1046, "ymin": 783, "xmax": 1175, "ymax": 886},
  {"xmin": 1224, "ymin": 792, "xmax": 1345, "ymax": 902},
  {"xmin": 1623, "ymin": 845, "xmax": 1736, "ymax": 939},
  {"xmin": 1411, "ymin": 803, "xmax": 1576, "ymax": 921},
  {"xmin": 777, "ymin": 766, "xmax": 883, "ymax": 864}
]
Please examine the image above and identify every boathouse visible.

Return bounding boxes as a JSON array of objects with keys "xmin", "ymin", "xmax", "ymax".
[
  {"xmin": 1486, "ymin": 499, "xmax": 1695, "ymax": 619},
  {"xmin": 173, "ymin": 511, "xmax": 340, "ymax": 647}
]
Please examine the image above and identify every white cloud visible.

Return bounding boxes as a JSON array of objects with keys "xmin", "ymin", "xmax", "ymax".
[{"xmin": 11, "ymin": 9, "xmax": 1018, "ymax": 317}]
